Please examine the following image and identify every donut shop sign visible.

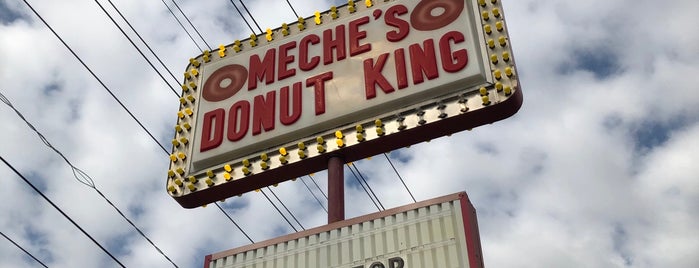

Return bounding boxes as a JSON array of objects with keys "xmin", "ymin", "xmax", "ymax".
[{"xmin": 168, "ymin": 0, "xmax": 522, "ymax": 208}]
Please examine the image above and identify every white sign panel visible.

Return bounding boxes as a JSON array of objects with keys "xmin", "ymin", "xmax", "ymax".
[
  {"xmin": 205, "ymin": 192, "xmax": 484, "ymax": 268},
  {"xmin": 192, "ymin": 0, "xmax": 486, "ymax": 170}
]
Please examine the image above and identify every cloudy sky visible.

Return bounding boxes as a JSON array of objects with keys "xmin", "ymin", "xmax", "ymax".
[{"xmin": 1, "ymin": 0, "xmax": 698, "ymax": 267}]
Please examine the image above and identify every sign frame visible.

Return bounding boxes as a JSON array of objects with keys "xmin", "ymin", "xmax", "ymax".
[{"xmin": 167, "ymin": 0, "xmax": 522, "ymax": 208}]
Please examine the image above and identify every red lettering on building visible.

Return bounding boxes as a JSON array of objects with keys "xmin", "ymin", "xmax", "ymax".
[
  {"xmin": 306, "ymin": 71, "xmax": 334, "ymax": 115},
  {"xmin": 323, "ymin": 25, "xmax": 346, "ymax": 65},
  {"xmin": 349, "ymin": 16, "xmax": 371, "ymax": 56},
  {"xmin": 227, "ymin": 101, "xmax": 250, "ymax": 142},
  {"xmin": 248, "ymin": 48, "xmax": 276, "ymax": 90},
  {"xmin": 200, "ymin": 108, "xmax": 225, "ymax": 152},
  {"xmin": 364, "ymin": 53, "xmax": 395, "ymax": 99},
  {"xmin": 280, "ymin": 82, "xmax": 302, "ymax": 125},
  {"xmin": 409, "ymin": 39, "xmax": 438, "ymax": 85},
  {"xmin": 385, "ymin": 5, "xmax": 409, "ymax": 42},
  {"xmin": 278, "ymin": 41, "xmax": 297, "ymax": 81}
]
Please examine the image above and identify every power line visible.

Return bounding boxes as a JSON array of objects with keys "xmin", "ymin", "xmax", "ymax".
[
  {"xmin": 159, "ymin": 0, "xmax": 204, "ymax": 52},
  {"xmin": 260, "ymin": 189, "xmax": 298, "ymax": 232},
  {"xmin": 284, "ymin": 0, "xmax": 300, "ymax": 18},
  {"xmin": 267, "ymin": 187, "xmax": 305, "ymax": 230},
  {"xmin": 21, "ymin": 0, "xmax": 169, "ymax": 155},
  {"xmin": 1, "ymin": 90, "xmax": 180, "ymax": 267},
  {"xmin": 238, "ymin": 0, "xmax": 263, "ymax": 33},
  {"xmin": 0, "ymin": 231, "xmax": 49, "ymax": 268},
  {"xmin": 227, "ymin": 0, "xmax": 256, "ymax": 34},
  {"xmin": 308, "ymin": 174, "xmax": 328, "ymax": 200},
  {"xmin": 0, "ymin": 156, "xmax": 126, "ymax": 268},
  {"xmin": 170, "ymin": 0, "xmax": 212, "ymax": 50},
  {"xmin": 214, "ymin": 203, "xmax": 254, "ymax": 243},
  {"xmin": 346, "ymin": 164, "xmax": 382, "ymax": 211},
  {"xmin": 92, "ymin": 0, "xmax": 180, "ymax": 98},
  {"xmin": 299, "ymin": 177, "xmax": 327, "ymax": 212},
  {"xmin": 350, "ymin": 162, "xmax": 385, "ymax": 210},
  {"xmin": 104, "ymin": 0, "xmax": 181, "ymax": 92},
  {"xmin": 383, "ymin": 153, "xmax": 416, "ymax": 203}
]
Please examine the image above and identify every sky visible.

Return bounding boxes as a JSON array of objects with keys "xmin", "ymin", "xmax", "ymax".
[{"xmin": 1, "ymin": 0, "xmax": 698, "ymax": 267}]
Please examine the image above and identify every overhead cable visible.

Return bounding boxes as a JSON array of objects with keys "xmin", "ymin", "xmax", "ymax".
[
  {"xmin": 383, "ymin": 153, "xmax": 417, "ymax": 203},
  {"xmin": 238, "ymin": 0, "xmax": 263, "ymax": 33},
  {"xmin": 104, "ymin": 0, "xmax": 181, "ymax": 92},
  {"xmin": 170, "ymin": 0, "xmax": 212, "ymax": 50},
  {"xmin": 0, "ymin": 156, "xmax": 126, "ymax": 268},
  {"xmin": 227, "ymin": 0, "xmax": 256, "ymax": 34},
  {"xmin": 346, "ymin": 164, "xmax": 382, "ymax": 211},
  {"xmin": 284, "ymin": 0, "xmax": 300, "ymax": 18},
  {"xmin": 92, "ymin": 0, "xmax": 180, "ymax": 98},
  {"xmin": 21, "ymin": 0, "xmax": 169, "ymax": 155},
  {"xmin": 350, "ymin": 162, "xmax": 385, "ymax": 210},
  {"xmin": 159, "ymin": 0, "xmax": 204, "ymax": 52},
  {"xmin": 0, "ymin": 231, "xmax": 49, "ymax": 268},
  {"xmin": 267, "ymin": 187, "xmax": 305, "ymax": 230},
  {"xmin": 0, "ymin": 91, "xmax": 179, "ymax": 268},
  {"xmin": 260, "ymin": 189, "xmax": 298, "ymax": 232},
  {"xmin": 299, "ymin": 176, "xmax": 327, "ymax": 212}
]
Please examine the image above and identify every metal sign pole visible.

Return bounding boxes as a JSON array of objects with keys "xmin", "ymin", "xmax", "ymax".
[{"xmin": 327, "ymin": 156, "xmax": 345, "ymax": 223}]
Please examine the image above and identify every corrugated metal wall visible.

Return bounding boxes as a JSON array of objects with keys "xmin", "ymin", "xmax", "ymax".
[{"xmin": 209, "ymin": 200, "xmax": 471, "ymax": 268}]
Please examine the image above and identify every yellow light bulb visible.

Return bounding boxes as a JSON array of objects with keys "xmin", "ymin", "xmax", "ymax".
[
  {"xmin": 176, "ymin": 167, "xmax": 185, "ymax": 175},
  {"xmin": 175, "ymin": 125, "xmax": 183, "ymax": 132},
  {"xmin": 188, "ymin": 176, "xmax": 197, "ymax": 183},
  {"xmin": 298, "ymin": 150, "xmax": 306, "ymax": 159},
  {"xmin": 175, "ymin": 178, "xmax": 183, "ymax": 186},
  {"xmin": 505, "ymin": 67, "xmax": 513, "ymax": 77},
  {"xmin": 187, "ymin": 95, "xmax": 195, "ymax": 102},
  {"xmin": 298, "ymin": 142, "xmax": 306, "ymax": 150},
  {"xmin": 188, "ymin": 82, "xmax": 196, "ymax": 89},
  {"xmin": 170, "ymin": 154, "xmax": 177, "ymax": 162},
  {"xmin": 168, "ymin": 185, "xmax": 176, "ymax": 193},
  {"xmin": 496, "ymin": 21, "xmax": 504, "ymax": 31},
  {"xmin": 365, "ymin": 0, "xmax": 372, "ymax": 7},
  {"xmin": 172, "ymin": 139, "xmax": 180, "ymax": 147},
  {"xmin": 316, "ymin": 136, "xmax": 325, "ymax": 144},
  {"xmin": 206, "ymin": 178, "xmax": 214, "ymax": 186},
  {"xmin": 260, "ymin": 162, "xmax": 268, "ymax": 170},
  {"xmin": 504, "ymin": 86, "xmax": 512, "ymax": 95},
  {"xmin": 376, "ymin": 128, "xmax": 384, "ymax": 136},
  {"xmin": 314, "ymin": 11, "xmax": 322, "ymax": 25},
  {"xmin": 482, "ymin": 11, "xmax": 490, "ymax": 21},
  {"xmin": 479, "ymin": 87, "xmax": 488, "ymax": 96},
  {"xmin": 184, "ymin": 108, "xmax": 193, "ymax": 116},
  {"xmin": 183, "ymin": 123, "xmax": 191, "ymax": 130},
  {"xmin": 190, "ymin": 69, "xmax": 199, "ymax": 77},
  {"xmin": 478, "ymin": 0, "xmax": 486, "ymax": 6},
  {"xmin": 356, "ymin": 124, "xmax": 364, "ymax": 132},
  {"xmin": 181, "ymin": 84, "xmax": 189, "ymax": 92},
  {"xmin": 189, "ymin": 58, "xmax": 200, "ymax": 67},
  {"xmin": 335, "ymin": 131, "xmax": 343, "ymax": 139},
  {"xmin": 177, "ymin": 111, "xmax": 184, "ymax": 119},
  {"xmin": 261, "ymin": 153, "xmax": 268, "ymax": 161},
  {"xmin": 502, "ymin": 51, "xmax": 510, "ymax": 61},
  {"xmin": 265, "ymin": 28, "xmax": 273, "ymax": 41},
  {"xmin": 243, "ymin": 167, "xmax": 251, "ymax": 175},
  {"xmin": 207, "ymin": 170, "xmax": 214, "ymax": 178},
  {"xmin": 357, "ymin": 133, "xmax": 365, "ymax": 141},
  {"xmin": 492, "ymin": 8, "xmax": 500, "ymax": 17},
  {"xmin": 499, "ymin": 36, "xmax": 507, "ymax": 47},
  {"xmin": 223, "ymin": 172, "xmax": 232, "ymax": 181},
  {"xmin": 491, "ymin": 0, "xmax": 497, "ymax": 3},
  {"xmin": 279, "ymin": 147, "xmax": 287, "ymax": 156},
  {"xmin": 336, "ymin": 139, "xmax": 345, "ymax": 148},
  {"xmin": 484, "ymin": 24, "xmax": 492, "ymax": 35},
  {"xmin": 495, "ymin": 82, "xmax": 503, "ymax": 91},
  {"xmin": 482, "ymin": 95, "xmax": 490, "ymax": 105},
  {"xmin": 184, "ymin": 72, "xmax": 191, "ymax": 79},
  {"xmin": 279, "ymin": 155, "xmax": 288, "ymax": 164},
  {"xmin": 494, "ymin": 69, "xmax": 502, "ymax": 80},
  {"xmin": 490, "ymin": 54, "xmax": 498, "ymax": 64},
  {"xmin": 488, "ymin": 39, "xmax": 495, "ymax": 49},
  {"xmin": 224, "ymin": 164, "xmax": 232, "ymax": 172},
  {"xmin": 375, "ymin": 119, "xmax": 383, "ymax": 127},
  {"xmin": 242, "ymin": 159, "xmax": 250, "ymax": 167},
  {"xmin": 317, "ymin": 144, "xmax": 326, "ymax": 153},
  {"xmin": 168, "ymin": 170, "xmax": 175, "ymax": 178}
]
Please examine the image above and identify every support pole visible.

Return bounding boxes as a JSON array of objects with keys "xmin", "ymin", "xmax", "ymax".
[{"xmin": 327, "ymin": 156, "xmax": 345, "ymax": 223}]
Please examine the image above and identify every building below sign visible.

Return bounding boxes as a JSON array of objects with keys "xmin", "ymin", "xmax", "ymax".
[{"xmin": 204, "ymin": 192, "xmax": 484, "ymax": 268}]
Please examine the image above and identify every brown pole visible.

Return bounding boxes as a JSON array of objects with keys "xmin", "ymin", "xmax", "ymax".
[{"xmin": 327, "ymin": 156, "xmax": 345, "ymax": 223}]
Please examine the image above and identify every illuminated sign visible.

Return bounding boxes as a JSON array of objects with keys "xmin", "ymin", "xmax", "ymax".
[
  {"xmin": 204, "ymin": 192, "xmax": 484, "ymax": 268},
  {"xmin": 168, "ymin": 0, "xmax": 522, "ymax": 208}
]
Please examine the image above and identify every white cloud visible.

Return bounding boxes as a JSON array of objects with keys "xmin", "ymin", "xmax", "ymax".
[{"xmin": 1, "ymin": 0, "xmax": 697, "ymax": 267}]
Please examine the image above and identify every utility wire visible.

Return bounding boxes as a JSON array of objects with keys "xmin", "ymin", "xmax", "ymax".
[
  {"xmin": 160, "ymin": 0, "xmax": 204, "ymax": 52},
  {"xmin": 238, "ymin": 0, "xmax": 263, "ymax": 33},
  {"xmin": 346, "ymin": 164, "xmax": 382, "ymax": 211},
  {"xmin": 214, "ymin": 203, "xmax": 254, "ymax": 243},
  {"xmin": 104, "ymin": 0, "xmax": 181, "ymax": 92},
  {"xmin": 92, "ymin": 0, "xmax": 180, "ymax": 98},
  {"xmin": 227, "ymin": 0, "xmax": 256, "ymax": 34},
  {"xmin": 260, "ymin": 189, "xmax": 298, "ymax": 232},
  {"xmin": 0, "ymin": 91, "xmax": 180, "ymax": 267},
  {"xmin": 267, "ymin": 187, "xmax": 305, "ymax": 230},
  {"xmin": 299, "ymin": 176, "xmax": 327, "ymax": 212},
  {"xmin": 383, "ymin": 153, "xmax": 416, "ymax": 203},
  {"xmin": 308, "ymin": 174, "xmax": 328, "ymax": 200},
  {"xmin": 21, "ymin": 0, "xmax": 169, "ymax": 155},
  {"xmin": 350, "ymin": 162, "xmax": 385, "ymax": 210},
  {"xmin": 170, "ymin": 0, "xmax": 212, "ymax": 50},
  {"xmin": 284, "ymin": 0, "xmax": 299, "ymax": 18},
  {"xmin": 0, "ymin": 231, "xmax": 49, "ymax": 268},
  {"xmin": 0, "ymin": 156, "xmax": 126, "ymax": 268}
]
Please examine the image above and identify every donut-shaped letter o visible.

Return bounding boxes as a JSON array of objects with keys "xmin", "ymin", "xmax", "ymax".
[
  {"xmin": 203, "ymin": 64, "xmax": 248, "ymax": 102},
  {"xmin": 410, "ymin": 0, "xmax": 464, "ymax": 31}
]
